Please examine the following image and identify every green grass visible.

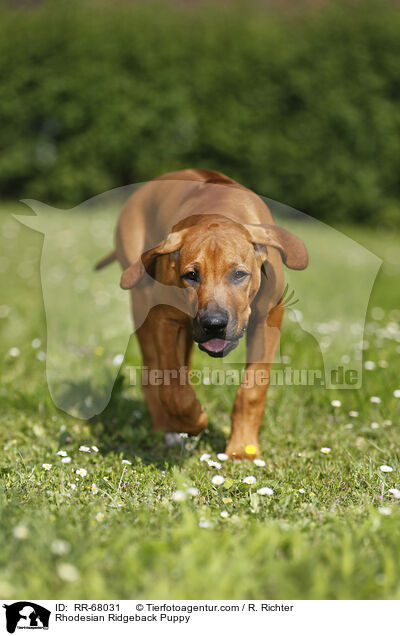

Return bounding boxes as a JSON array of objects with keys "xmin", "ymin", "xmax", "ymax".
[{"xmin": 1, "ymin": 203, "xmax": 400, "ymax": 599}]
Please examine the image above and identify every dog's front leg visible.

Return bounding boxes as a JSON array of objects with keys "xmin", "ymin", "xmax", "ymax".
[
  {"xmin": 226, "ymin": 303, "xmax": 283, "ymax": 459},
  {"xmin": 152, "ymin": 306, "xmax": 208, "ymax": 436}
]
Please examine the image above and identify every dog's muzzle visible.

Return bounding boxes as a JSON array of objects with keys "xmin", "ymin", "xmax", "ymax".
[{"xmin": 194, "ymin": 310, "xmax": 245, "ymax": 357}]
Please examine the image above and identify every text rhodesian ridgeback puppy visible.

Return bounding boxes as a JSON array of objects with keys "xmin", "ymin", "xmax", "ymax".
[{"xmin": 96, "ymin": 169, "xmax": 308, "ymax": 458}]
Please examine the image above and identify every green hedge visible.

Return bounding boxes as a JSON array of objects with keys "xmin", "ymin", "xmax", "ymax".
[{"xmin": 0, "ymin": 1, "xmax": 399, "ymax": 225}]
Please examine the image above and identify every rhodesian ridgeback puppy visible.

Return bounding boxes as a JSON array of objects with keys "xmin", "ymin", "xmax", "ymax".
[{"xmin": 96, "ymin": 169, "xmax": 308, "ymax": 458}]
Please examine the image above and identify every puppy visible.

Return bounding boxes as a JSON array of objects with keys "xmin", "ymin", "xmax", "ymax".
[{"xmin": 96, "ymin": 169, "xmax": 308, "ymax": 458}]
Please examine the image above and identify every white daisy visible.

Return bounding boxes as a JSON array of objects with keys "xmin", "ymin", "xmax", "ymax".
[
  {"xmin": 331, "ymin": 400, "xmax": 341, "ymax": 407},
  {"xmin": 76, "ymin": 468, "xmax": 87, "ymax": 477},
  {"xmin": 200, "ymin": 453, "xmax": 211, "ymax": 462},
  {"xmin": 13, "ymin": 525, "xmax": 29, "ymax": 540},
  {"xmin": 186, "ymin": 487, "xmax": 199, "ymax": 497},
  {"xmin": 380, "ymin": 465, "xmax": 394, "ymax": 473},
  {"xmin": 61, "ymin": 457, "xmax": 71, "ymax": 464},
  {"xmin": 121, "ymin": 459, "xmax": 132, "ymax": 465},
  {"xmin": 57, "ymin": 563, "xmax": 80, "ymax": 582},
  {"xmin": 257, "ymin": 487, "xmax": 274, "ymax": 495},
  {"xmin": 91, "ymin": 445, "xmax": 99, "ymax": 452},
  {"xmin": 42, "ymin": 463, "xmax": 52, "ymax": 471},
  {"xmin": 364, "ymin": 361, "xmax": 376, "ymax": 370},
  {"xmin": 253, "ymin": 458, "xmax": 266, "ymax": 467},
  {"xmin": 378, "ymin": 507, "xmax": 392, "ymax": 516},
  {"xmin": 220, "ymin": 511, "xmax": 229, "ymax": 518},
  {"xmin": 394, "ymin": 389, "xmax": 400, "ymax": 398},
  {"xmin": 57, "ymin": 450, "xmax": 68, "ymax": 457},
  {"xmin": 298, "ymin": 488, "xmax": 305, "ymax": 494},
  {"xmin": 95, "ymin": 512, "xmax": 104, "ymax": 521},
  {"xmin": 217, "ymin": 453, "xmax": 229, "ymax": 461},
  {"xmin": 388, "ymin": 488, "xmax": 400, "ymax": 499},
  {"xmin": 320, "ymin": 447, "xmax": 331, "ymax": 454},
  {"xmin": 164, "ymin": 433, "xmax": 181, "ymax": 447},
  {"xmin": 51, "ymin": 540, "xmax": 70, "ymax": 555},
  {"xmin": 172, "ymin": 490, "xmax": 186, "ymax": 502},
  {"xmin": 91, "ymin": 483, "xmax": 98, "ymax": 495},
  {"xmin": 79, "ymin": 445, "xmax": 91, "ymax": 453},
  {"xmin": 112, "ymin": 354, "xmax": 124, "ymax": 366},
  {"xmin": 207, "ymin": 460, "xmax": 222, "ymax": 469},
  {"xmin": 370, "ymin": 396, "xmax": 381, "ymax": 404},
  {"xmin": 243, "ymin": 476, "xmax": 256, "ymax": 485},
  {"xmin": 211, "ymin": 475, "xmax": 224, "ymax": 486}
]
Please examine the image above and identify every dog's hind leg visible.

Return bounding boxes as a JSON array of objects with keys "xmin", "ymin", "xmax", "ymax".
[{"xmin": 225, "ymin": 302, "xmax": 284, "ymax": 459}]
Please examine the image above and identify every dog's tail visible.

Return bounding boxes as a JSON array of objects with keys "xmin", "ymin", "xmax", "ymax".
[{"xmin": 95, "ymin": 250, "xmax": 117, "ymax": 270}]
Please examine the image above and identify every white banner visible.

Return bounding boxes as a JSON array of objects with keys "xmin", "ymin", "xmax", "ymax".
[{"xmin": 1, "ymin": 600, "xmax": 399, "ymax": 635}]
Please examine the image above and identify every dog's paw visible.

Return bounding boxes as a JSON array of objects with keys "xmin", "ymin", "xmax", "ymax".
[
  {"xmin": 224, "ymin": 439, "xmax": 260, "ymax": 460},
  {"xmin": 194, "ymin": 409, "xmax": 208, "ymax": 434},
  {"xmin": 171, "ymin": 407, "xmax": 208, "ymax": 436},
  {"xmin": 160, "ymin": 384, "xmax": 208, "ymax": 435}
]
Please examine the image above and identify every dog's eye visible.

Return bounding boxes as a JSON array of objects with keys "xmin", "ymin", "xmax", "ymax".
[
  {"xmin": 233, "ymin": 270, "xmax": 250, "ymax": 282},
  {"xmin": 182, "ymin": 270, "xmax": 199, "ymax": 283}
]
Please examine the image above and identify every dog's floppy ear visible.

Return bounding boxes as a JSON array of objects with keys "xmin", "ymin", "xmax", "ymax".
[
  {"xmin": 244, "ymin": 223, "xmax": 308, "ymax": 270},
  {"xmin": 120, "ymin": 230, "xmax": 187, "ymax": 289}
]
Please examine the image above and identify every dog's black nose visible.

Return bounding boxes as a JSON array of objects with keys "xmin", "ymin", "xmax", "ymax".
[{"xmin": 199, "ymin": 310, "xmax": 229, "ymax": 334}]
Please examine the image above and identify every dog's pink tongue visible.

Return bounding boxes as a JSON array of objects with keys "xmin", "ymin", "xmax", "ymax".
[{"xmin": 201, "ymin": 338, "xmax": 228, "ymax": 353}]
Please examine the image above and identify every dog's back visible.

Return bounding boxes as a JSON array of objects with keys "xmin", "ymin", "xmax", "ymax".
[{"xmin": 97, "ymin": 169, "xmax": 272, "ymax": 270}]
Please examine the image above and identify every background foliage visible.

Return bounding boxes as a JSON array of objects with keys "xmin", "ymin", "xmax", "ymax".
[{"xmin": 0, "ymin": 0, "xmax": 399, "ymax": 225}]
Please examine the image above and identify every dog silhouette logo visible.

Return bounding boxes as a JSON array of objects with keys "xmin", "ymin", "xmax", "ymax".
[
  {"xmin": 2, "ymin": 602, "xmax": 50, "ymax": 633},
  {"xmin": 15, "ymin": 184, "xmax": 382, "ymax": 419}
]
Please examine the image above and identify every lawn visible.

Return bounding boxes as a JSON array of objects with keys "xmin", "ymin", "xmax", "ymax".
[{"xmin": 0, "ymin": 201, "xmax": 400, "ymax": 599}]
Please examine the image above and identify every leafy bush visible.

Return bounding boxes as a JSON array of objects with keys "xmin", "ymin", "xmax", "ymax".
[{"xmin": 0, "ymin": 1, "xmax": 399, "ymax": 225}]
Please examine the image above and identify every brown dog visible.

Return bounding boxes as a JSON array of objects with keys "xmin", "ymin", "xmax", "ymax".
[{"xmin": 96, "ymin": 169, "xmax": 308, "ymax": 458}]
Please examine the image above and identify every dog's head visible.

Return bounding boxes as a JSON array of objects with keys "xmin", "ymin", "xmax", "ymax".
[{"xmin": 121, "ymin": 214, "xmax": 308, "ymax": 357}]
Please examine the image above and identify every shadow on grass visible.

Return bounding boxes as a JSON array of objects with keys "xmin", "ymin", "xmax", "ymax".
[{"xmin": 87, "ymin": 373, "xmax": 227, "ymax": 468}]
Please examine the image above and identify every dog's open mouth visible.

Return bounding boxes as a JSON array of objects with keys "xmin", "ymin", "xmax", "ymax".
[{"xmin": 198, "ymin": 338, "xmax": 239, "ymax": 358}]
